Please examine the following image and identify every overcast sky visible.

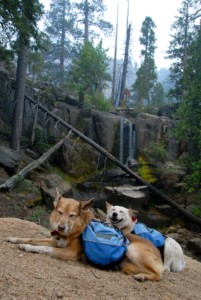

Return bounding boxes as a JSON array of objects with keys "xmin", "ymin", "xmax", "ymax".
[
  {"xmin": 41, "ymin": 0, "xmax": 183, "ymax": 70},
  {"xmin": 103, "ymin": 0, "xmax": 183, "ymax": 70}
]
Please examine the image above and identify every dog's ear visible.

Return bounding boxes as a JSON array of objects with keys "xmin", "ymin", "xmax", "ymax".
[
  {"xmin": 105, "ymin": 202, "xmax": 112, "ymax": 211},
  {"xmin": 80, "ymin": 199, "xmax": 94, "ymax": 210},
  {"xmin": 128, "ymin": 208, "xmax": 138, "ymax": 217},
  {"xmin": 54, "ymin": 188, "xmax": 62, "ymax": 207}
]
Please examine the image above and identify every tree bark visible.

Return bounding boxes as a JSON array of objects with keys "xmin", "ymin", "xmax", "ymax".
[
  {"xmin": 0, "ymin": 136, "xmax": 67, "ymax": 191},
  {"xmin": 10, "ymin": 35, "xmax": 29, "ymax": 152},
  {"xmin": 119, "ymin": 23, "xmax": 131, "ymax": 106},
  {"xmin": 111, "ymin": 0, "xmax": 119, "ymax": 105},
  {"xmin": 84, "ymin": 0, "xmax": 89, "ymax": 42},
  {"xmin": 30, "ymin": 97, "xmax": 39, "ymax": 147}
]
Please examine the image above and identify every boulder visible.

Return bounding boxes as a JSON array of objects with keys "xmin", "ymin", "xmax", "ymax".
[
  {"xmin": 103, "ymin": 184, "xmax": 150, "ymax": 210},
  {"xmin": 187, "ymin": 238, "xmax": 201, "ymax": 255},
  {"xmin": 40, "ymin": 173, "xmax": 72, "ymax": 209},
  {"xmin": 57, "ymin": 139, "xmax": 101, "ymax": 178},
  {"xmin": 46, "ymin": 102, "xmax": 81, "ymax": 138},
  {"xmin": 135, "ymin": 113, "xmax": 179, "ymax": 159},
  {"xmin": 86, "ymin": 110, "xmax": 121, "ymax": 153},
  {"xmin": 0, "ymin": 146, "xmax": 21, "ymax": 174}
]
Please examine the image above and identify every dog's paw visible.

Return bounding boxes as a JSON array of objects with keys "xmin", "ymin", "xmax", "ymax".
[
  {"xmin": 134, "ymin": 274, "xmax": 145, "ymax": 282},
  {"xmin": 5, "ymin": 237, "xmax": 18, "ymax": 244},
  {"xmin": 18, "ymin": 244, "xmax": 34, "ymax": 252}
]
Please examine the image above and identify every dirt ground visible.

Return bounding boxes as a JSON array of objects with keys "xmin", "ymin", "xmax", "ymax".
[{"xmin": 1, "ymin": 217, "xmax": 201, "ymax": 300}]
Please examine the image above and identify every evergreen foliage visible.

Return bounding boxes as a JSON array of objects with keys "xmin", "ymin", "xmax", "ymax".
[
  {"xmin": 151, "ymin": 82, "xmax": 165, "ymax": 108},
  {"xmin": 167, "ymin": 0, "xmax": 201, "ymax": 102},
  {"xmin": 173, "ymin": 24, "xmax": 201, "ymax": 192},
  {"xmin": 131, "ymin": 17, "xmax": 157, "ymax": 107},
  {"xmin": 67, "ymin": 41, "xmax": 111, "ymax": 105}
]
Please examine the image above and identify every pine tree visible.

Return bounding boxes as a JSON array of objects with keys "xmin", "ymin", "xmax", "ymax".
[
  {"xmin": 67, "ymin": 41, "xmax": 111, "ymax": 105},
  {"xmin": 173, "ymin": 24, "xmax": 201, "ymax": 192},
  {"xmin": 44, "ymin": 0, "xmax": 77, "ymax": 86},
  {"xmin": 167, "ymin": 0, "xmax": 201, "ymax": 102},
  {"xmin": 0, "ymin": 0, "xmax": 44, "ymax": 151},
  {"xmin": 132, "ymin": 17, "xmax": 157, "ymax": 107},
  {"xmin": 151, "ymin": 82, "xmax": 165, "ymax": 108},
  {"xmin": 74, "ymin": 0, "xmax": 113, "ymax": 42}
]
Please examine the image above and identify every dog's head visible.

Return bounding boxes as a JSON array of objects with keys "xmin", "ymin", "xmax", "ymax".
[
  {"xmin": 50, "ymin": 188, "xmax": 94, "ymax": 236},
  {"xmin": 105, "ymin": 202, "xmax": 138, "ymax": 231}
]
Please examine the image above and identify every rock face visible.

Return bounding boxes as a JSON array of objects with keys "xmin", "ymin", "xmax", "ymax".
[
  {"xmin": 45, "ymin": 102, "xmax": 81, "ymax": 139},
  {"xmin": 135, "ymin": 113, "xmax": 179, "ymax": 159},
  {"xmin": 0, "ymin": 69, "xmax": 181, "ymax": 162},
  {"xmin": 86, "ymin": 110, "xmax": 121, "ymax": 153},
  {"xmin": 57, "ymin": 139, "xmax": 101, "ymax": 178}
]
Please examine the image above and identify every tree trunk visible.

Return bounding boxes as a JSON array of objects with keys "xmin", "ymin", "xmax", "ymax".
[
  {"xmin": 10, "ymin": 35, "xmax": 29, "ymax": 152},
  {"xmin": 84, "ymin": 0, "xmax": 89, "ymax": 42},
  {"xmin": 111, "ymin": 0, "xmax": 119, "ymax": 105},
  {"xmin": 59, "ymin": 0, "xmax": 66, "ymax": 87},
  {"xmin": 119, "ymin": 24, "xmax": 131, "ymax": 106},
  {"xmin": 30, "ymin": 97, "xmax": 39, "ymax": 147}
]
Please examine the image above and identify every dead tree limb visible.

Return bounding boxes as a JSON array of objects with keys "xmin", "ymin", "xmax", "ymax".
[{"xmin": 0, "ymin": 135, "xmax": 67, "ymax": 191}]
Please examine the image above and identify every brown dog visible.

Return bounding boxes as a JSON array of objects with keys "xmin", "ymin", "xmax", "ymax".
[
  {"xmin": 6, "ymin": 190, "xmax": 164, "ymax": 281},
  {"xmin": 6, "ymin": 189, "xmax": 94, "ymax": 261}
]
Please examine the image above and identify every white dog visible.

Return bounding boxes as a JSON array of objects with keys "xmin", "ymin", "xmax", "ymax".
[{"xmin": 106, "ymin": 202, "xmax": 185, "ymax": 272}]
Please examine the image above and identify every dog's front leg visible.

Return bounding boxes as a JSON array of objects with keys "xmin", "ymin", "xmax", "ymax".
[
  {"xmin": 6, "ymin": 237, "xmax": 56, "ymax": 247},
  {"xmin": 18, "ymin": 244, "xmax": 80, "ymax": 261}
]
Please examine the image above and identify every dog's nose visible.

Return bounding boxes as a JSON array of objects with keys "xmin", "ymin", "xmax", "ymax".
[
  {"xmin": 112, "ymin": 212, "xmax": 117, "ymax": 218},
  {"xmin": 58, "ymin": 225, "xmax": 65, "ymax": 231}
]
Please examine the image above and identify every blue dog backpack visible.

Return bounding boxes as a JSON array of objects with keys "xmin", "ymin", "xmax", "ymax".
[
  {"xmin": 82, "ymin": 220, "xmax": 129, "ymax": 268},
  {"xmin": 133, "ymin": 222, "xmax": 165, "ymax": 248}
]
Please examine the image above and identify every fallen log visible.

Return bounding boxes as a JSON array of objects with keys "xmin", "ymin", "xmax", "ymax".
[{"xmin": 0, "ymin": 135, "xmax": 67, "ymax": 191}]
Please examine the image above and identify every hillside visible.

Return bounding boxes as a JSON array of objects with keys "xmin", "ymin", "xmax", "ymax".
[{"xmin": 1, "ymin": 217, "xmax": 201, "ymax": 300}]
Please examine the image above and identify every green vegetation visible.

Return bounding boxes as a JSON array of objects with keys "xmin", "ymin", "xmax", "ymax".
[
  {"xmin": 67, "ymin": 41, "xmax": 111, "ymax": 105},
  {"xmin": 15, "ymin": 176, "xmax": 40, "ymax": 194},
  {"xmin": 137, "ymin": 156, "xmax": 157, "ymax": 184},
  {"xmin": 143, "ymin": 142, "xmax": 167, "ymax": 164},
  {"xmin": 27, "ymin": 205, "xmax": 50, "ymax": 228},
  {"xmin": 34, "ymin": 128, "xmax": 54, "ymax": 153},
  {"xmin": 84, "ymin": 93, "xmax": 113, "ymax": 112}
]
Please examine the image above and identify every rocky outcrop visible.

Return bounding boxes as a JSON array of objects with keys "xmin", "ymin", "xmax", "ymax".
[
  {"xmin": 45, "ymin": 102, "xmax": 81, "ymax": 138},
  {"xmin": 0, "ymin": 70, "xmax": 184, "ymax": 173},
  {"xmin": 135, "ymin": 113, "xmax": 179, "ymax": 159},
  {"xmin": 56, "ymin": 139, "xmax": 101, "ymax": 178},
  {"xmin": 86, "ymin": 110, "xmax": 120, "ymax": 153}
]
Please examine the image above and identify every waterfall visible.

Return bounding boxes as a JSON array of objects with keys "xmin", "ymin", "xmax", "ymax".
[{"xmin": 119, "ymin": 118, "xmax": 136, "ymax": 164}]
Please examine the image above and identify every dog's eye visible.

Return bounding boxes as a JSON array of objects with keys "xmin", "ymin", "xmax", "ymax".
[
  {"xmin": 69, "ymin": 213, "xmax": 76, "ymax": 218},
  {"xmin": 119, "ymin": 210, "xmax": 123, "ymax": 213},
  {"xmin": 58, "ymin": 210, "xmax": 63, "ymax": 215}
]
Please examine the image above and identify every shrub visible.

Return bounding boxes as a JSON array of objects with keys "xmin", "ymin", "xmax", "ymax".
[{"xmin": 137, "ymin": 156, "xmax": 157, "ymax": 184}]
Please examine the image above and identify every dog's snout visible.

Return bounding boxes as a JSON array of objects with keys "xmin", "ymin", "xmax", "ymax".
[
  {"xmin": 112, "ymin": 212, "xmax": 118, "ymax": 218},
  {"xmin": 58, "ymin": 225, "xmax": 65, "ymax": 231}
]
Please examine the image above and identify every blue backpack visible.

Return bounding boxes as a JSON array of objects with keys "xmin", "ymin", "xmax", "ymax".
[
  {"xmin": 82, "ymin": 220, "xmax": 129, "ymax": 268},
  {"xmin": 133, "ymin": 222, "xmax": 165, "ymax": 248}
]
